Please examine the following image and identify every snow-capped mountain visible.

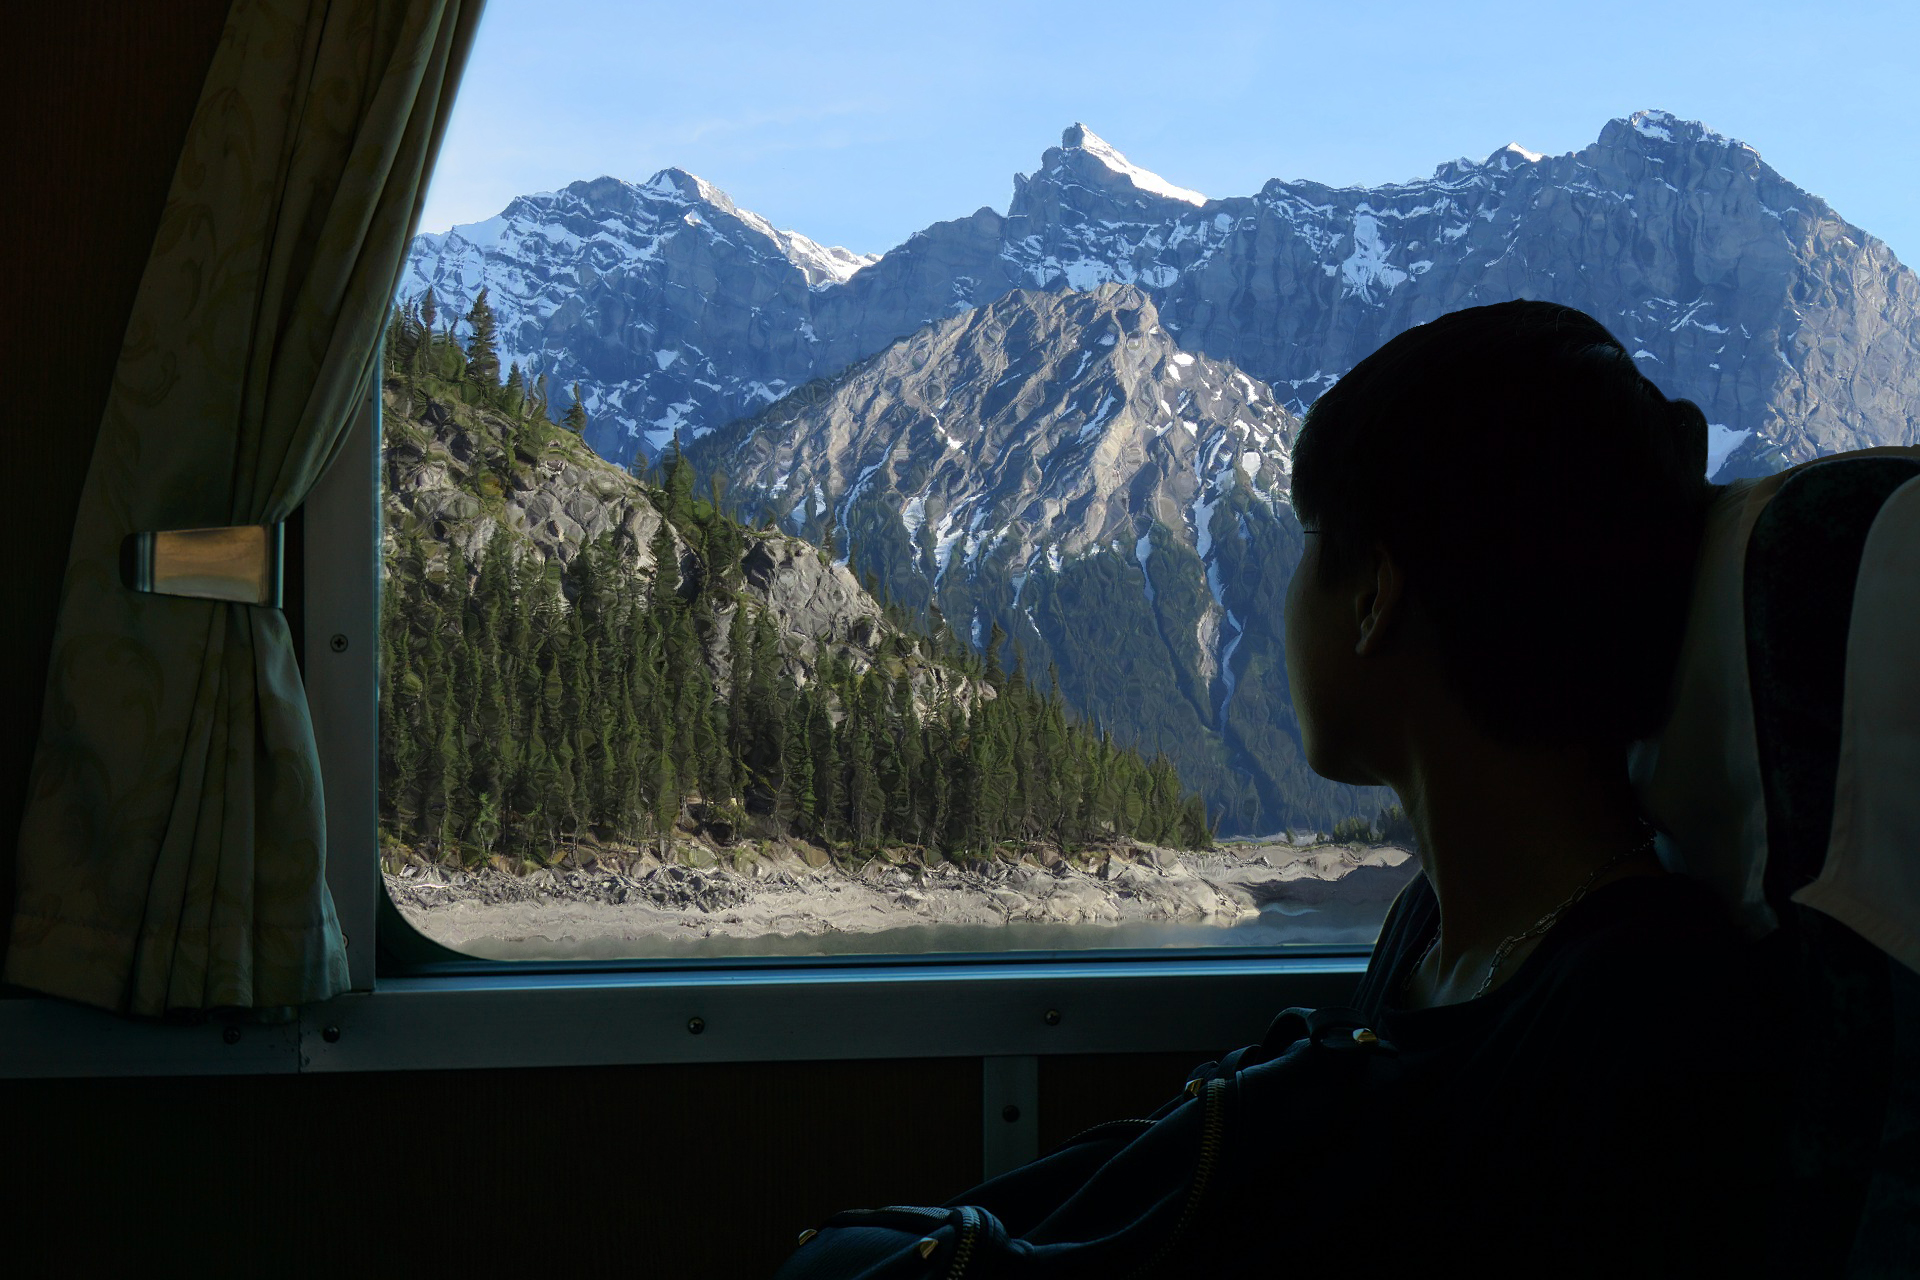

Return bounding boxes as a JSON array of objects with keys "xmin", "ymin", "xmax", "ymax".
[
  {"xmin": 396, "ymin": 170, "xmax": 877, "ymax": 456},
  {"xmin": 694, "ymin": 284, "xmax": 1380, "ymax": 833},
  {"xmin": 394, "ymin": 111, "xmax": 1920, "ymax": 832},
  {"xmin": 403, "ymin": 111, "xmax": 1920, "ymax": 479}
]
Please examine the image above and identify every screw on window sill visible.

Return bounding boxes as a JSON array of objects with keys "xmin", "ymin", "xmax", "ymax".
[
  {"xmin": 1044, "ymin": 1009, "xmax": 1062, "ymax": 1026},
  {"xmin": 329, "ymin": 634, "xmax": 349, "ymax": 653},
  {"xmin": 1001, "ymin": 1105, "xmax": 1022, "ymax": 1123},
  {"xmin": 322, "ymin": 1026, "xmax": 342, "ymax": 1044},
  {"xmin": 223, "ymin": 1026, "xmax": 241, "ymax": 1046},
  {"xmin": 687, "ymin": 1016, "xmax": 706, "ymax": 1035}
]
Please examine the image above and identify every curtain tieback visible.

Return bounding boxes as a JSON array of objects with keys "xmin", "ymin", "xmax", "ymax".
[{"xmin": 120, "ymin": 523, "xmax": 285, "ymax": 608}]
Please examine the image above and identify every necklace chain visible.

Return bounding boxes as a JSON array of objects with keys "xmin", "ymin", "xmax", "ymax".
[{"xmin": 1403, "ymin": 824, "xmax": 1657, "ymax": 1004}]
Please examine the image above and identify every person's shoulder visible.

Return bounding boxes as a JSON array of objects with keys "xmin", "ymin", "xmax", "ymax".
[
  {"xmin": 1353, "ymin": 871, "xmax": 1437, "ymax": 1017},
  {"xmin": 1556, "ymin": 871, "xmax": 1746, "ymax": 962},
  {"xmin": 1531, "ymin": 871, "xmax": 1775, "ymax": 1037}
]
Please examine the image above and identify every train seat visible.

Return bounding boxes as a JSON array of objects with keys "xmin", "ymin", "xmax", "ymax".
[{"xmin": 1631, "ymin": 446, "xmax": 1920, "ymax": 1274}]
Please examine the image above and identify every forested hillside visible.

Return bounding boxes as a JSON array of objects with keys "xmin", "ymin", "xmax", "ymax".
[{"xmin": 376, "ymin": 295, "xmax": 1212, "ymax": 871}]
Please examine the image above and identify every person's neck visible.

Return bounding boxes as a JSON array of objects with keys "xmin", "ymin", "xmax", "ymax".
[{"xmin": 1394, "ymin": 728, "xmax": 1658, "ymax": 1004}]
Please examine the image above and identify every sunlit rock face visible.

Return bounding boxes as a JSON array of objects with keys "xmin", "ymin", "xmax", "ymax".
[{"xmin": 693, "ymin": 283, "xmax": 1372, "ymax": 836}]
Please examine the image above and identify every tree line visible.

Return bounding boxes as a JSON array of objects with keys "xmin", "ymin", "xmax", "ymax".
[
  {"xmin": 385, "ymin": 285, "xmax": 590, "ymax": 438},
  {"xmin": 378, "ymin": 294, "xmax": 1214, "ymax": 868}
]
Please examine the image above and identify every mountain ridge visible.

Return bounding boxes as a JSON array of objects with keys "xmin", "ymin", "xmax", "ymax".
[
  {"xmin": 394, "ymin": 110, "xmax": 1920, "ymax": 834},
  {"xmin": 401, "ymin": 109, "xmax": 1920, "ymax": 479}
]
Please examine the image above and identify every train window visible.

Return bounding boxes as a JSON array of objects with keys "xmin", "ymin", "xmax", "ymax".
[
  {"xmin": 326, "ymin": 1, "xmax": 1916, "ymax": 986},
  {"xmin": 364, "ymin": 27, "xmax": 1417, "ymax": 971}
]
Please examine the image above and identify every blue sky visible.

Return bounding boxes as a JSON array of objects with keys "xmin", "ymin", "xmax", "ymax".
[{"xmin": 422, "ymin": 0, "xmax": 1920, "ymax": 266}]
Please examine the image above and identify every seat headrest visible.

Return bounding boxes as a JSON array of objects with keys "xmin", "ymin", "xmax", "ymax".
[{"xmin": 1630, "ymin": 446, "xmax": 1920, "ymax": 976}]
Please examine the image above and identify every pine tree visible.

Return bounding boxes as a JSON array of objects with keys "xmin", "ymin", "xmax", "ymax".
[
  {"xmin": 662, "ymin": 433, "xmax": 695, "ymax": 527},
  {"xmin": 649, "ymin": 513, "xmax": 679, "ymax": 611},
  {"xmin": 887, "ymin": 671, "xmax": 922, "ymax": 841},
  {"xmin": 702, "ymin": 509, "xmax": 743, "ymax": 598},
  {"xmin": 725, "ymin": 603, "xmax": 752, "ymax": 789},
  {"xmin": 783, "ymin": 691, "xmax": 816, "ymax": 832},
  {"xmin": 503, "ymin": 361, "xmax": 526, "ymax": 419},
  {"xmin": 809, "ymin": 693, "xmax": 842, "ymax": 844},
  {"xmin": 419, "ymin": 286, "xmax": 437, "ymax": 332},
  {"xmin": 984, "ymin": 619, "xmax": 1007, "ymax": 689},
  {"xmin": 464, "ymin": 287, "xmax": 501, "ymax": 389},
  {"xmin": 563, "ymin": 382, "xmax": 588, "ymax": 435},
  {"xmin": 745, "ymin": 606, "xmax": 786, "ymax": 801}
]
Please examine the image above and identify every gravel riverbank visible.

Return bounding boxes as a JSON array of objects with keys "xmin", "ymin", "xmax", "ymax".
[{"xmin": 386, "ymin": 838, "xmax": 1419, "ymax": 960}]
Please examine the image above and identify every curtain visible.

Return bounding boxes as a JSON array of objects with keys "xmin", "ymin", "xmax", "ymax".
[{"xmin": 7, "ymin": 0, "xmax": 483, "ymax": 1015}]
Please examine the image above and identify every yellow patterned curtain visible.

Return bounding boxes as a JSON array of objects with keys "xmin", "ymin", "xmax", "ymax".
[{"xmin": 7, "ymin": 0, "xmax": 483, "ymax": 1015}]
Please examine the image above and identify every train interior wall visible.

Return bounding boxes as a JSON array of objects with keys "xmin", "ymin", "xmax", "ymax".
[{"xmin": 0, "ymin": 7, "xmax": 1213, "ymax": 1273}]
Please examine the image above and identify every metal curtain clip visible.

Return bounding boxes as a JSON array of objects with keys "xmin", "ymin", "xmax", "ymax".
[{"xmin": 121, "ymin": 523, "xmax": 285, "ymax": 608}]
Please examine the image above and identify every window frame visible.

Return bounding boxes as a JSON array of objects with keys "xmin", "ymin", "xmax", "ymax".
[{"xmin": 0, "ymin": 372, "xmax": 1375, "ymax": 1084}]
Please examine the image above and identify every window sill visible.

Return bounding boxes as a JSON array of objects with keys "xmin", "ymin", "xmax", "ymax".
[{"xmin": 0, "ymin": 952, "xmax": 1366, "ymax": 1078}]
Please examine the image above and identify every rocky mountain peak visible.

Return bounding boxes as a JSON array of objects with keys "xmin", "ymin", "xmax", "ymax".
[
  {"xmin": 1618, "ymin": 107, "xmax": 1742, "ymax": 149},
  {"xmin": 701, "ymin": 280, "xmax": 1294, "ymax": 641},
  {"xmin": 637, "ymin": 166, "xmax": 714, "ymax": 203},
  {"xmin": 631, "ymin": 167, "xmax": 875, "ymax": 284},
  {"xmin": 1035, "ymin": 123, "xmax": 1210, "ymax": 210},
  {"xmin": 1492, "ymin": 140, "xmax": 1546, "ymax": 167}
]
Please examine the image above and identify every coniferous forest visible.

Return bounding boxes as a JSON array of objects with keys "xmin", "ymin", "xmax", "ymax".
[{"xmin": 377, "ymin": 291, "xmax": 1213, "ymax": 871}]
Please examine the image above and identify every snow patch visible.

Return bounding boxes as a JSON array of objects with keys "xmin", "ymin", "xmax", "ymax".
[
  {"xmin": 1706, "ymin": 424, "xmax": 1753, "ymax": 478},
  {"xmin": 1631, "ymin": 110, "xmax": 1675, "ymax": 142},
  {"xmin": 933, "ymin": 509, "xmax": 964, "ymax": 585},
  {"xmin": 1079, "ymin": 392, "xmax": 1119, "ymax": 440},
  {"xmin": 1062, "ymin": 259, "xmax": 1115, "ymax": 290},
  {"xmin": 1339, "ymin": 212, "xmax": 1409, "ymax": 302},
  {"xmin": 1135, "ymin": 531, "xmax": 1156, "ymax": 604},
  {"xmin": 835, "ymin": 460, "xmax": 886, "ymax": 562},
  {"xmin": 1217, "ymin": 610, "xmax": 1245, "ymax": 729},
  {"xmin": 1063, "ymin": 123, "xmax": 1208, "ymax": 206}
]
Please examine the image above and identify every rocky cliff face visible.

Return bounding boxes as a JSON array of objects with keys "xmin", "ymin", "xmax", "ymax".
[
  {"xmin": 404, "ymin": 111, "xmax": 1919, "ymax": 479},
  {"xmin": 381, "ymin": 383, "xmax": 937, "ymax": 697},
  {"xmin": 693, "ymin": 284, "xmax": 1384, "ymax": 834}
]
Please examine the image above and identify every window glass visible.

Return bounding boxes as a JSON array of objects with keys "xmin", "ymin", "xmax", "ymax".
[{"xmin": 378, "ymin": 1, "xmax": 1917, "ymax": 962}]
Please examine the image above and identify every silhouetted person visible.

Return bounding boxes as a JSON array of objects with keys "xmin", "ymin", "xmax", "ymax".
[
  {"xmin": 1212, "ymin": 299, "xmax": 1786, "ymax": 1272},
  {"xmin": 783, "ymin": 301, "xmax": 1787, "ymax": 1277}
]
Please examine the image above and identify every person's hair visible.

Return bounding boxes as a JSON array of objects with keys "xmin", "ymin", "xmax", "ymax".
[{"xmin": 1291, "ymin": 300, "xmax": 1714, "ymax": 749}]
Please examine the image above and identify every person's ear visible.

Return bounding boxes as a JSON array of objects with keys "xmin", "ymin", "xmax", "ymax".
[{"xmin": 1354, "ymin": 541, "xmax": 1407, "ymax": 657}]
